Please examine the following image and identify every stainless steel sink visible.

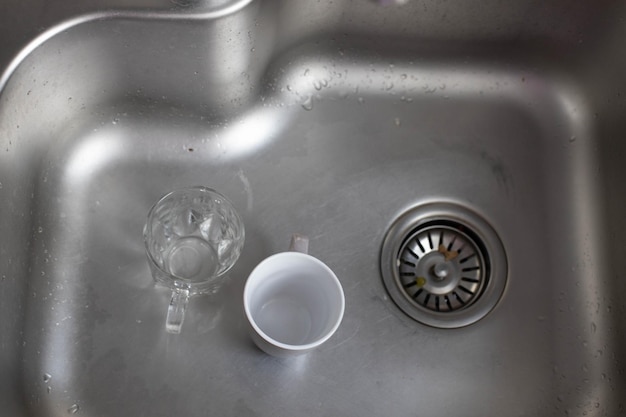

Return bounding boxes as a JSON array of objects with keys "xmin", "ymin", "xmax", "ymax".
[{"xmin": 1, "ymin": 0, "xmax": 625, "ymax": 416}]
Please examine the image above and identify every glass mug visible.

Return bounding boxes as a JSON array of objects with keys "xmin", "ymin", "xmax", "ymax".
[{"xmin": 143, "ymin": 186, "xmax": 245, "ymax": 334}]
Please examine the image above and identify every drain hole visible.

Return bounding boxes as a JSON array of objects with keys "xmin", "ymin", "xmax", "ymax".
[
  {"xmin": 381, "ymin": 203, "xmax": 508, "ymax": 328},
  {"xmin": 395, "ymin": 219, "xmax": 488, "ymax": 313}
]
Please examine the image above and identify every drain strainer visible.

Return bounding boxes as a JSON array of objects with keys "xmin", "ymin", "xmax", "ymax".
[{"xmin": 381, "ymin": 203, "xmax": 507, "ymax": 328}]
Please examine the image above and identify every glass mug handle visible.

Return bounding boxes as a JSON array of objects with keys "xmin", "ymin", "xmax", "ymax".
[{"xmin": 166, "ymin": 287, "xmax": 190, "ymax": 334}]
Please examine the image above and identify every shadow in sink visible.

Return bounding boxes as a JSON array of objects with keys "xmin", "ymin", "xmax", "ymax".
[{"xmin": 1, "ymin": 1, "xmax": 625, "ymax": 416}]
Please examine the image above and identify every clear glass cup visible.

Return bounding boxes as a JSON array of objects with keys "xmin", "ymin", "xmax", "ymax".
[{"xmin": 143, "ymin": 186, "xmax": 245, "ymax": 334}]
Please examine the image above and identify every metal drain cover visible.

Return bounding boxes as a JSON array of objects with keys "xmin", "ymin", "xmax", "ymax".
[{"xmin": 381, "ymin": 203, "xmax": 507, "ymax": 328}]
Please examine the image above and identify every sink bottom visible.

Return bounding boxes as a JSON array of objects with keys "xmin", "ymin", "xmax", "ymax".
[{"xmin": 10, "ymin": 40, "xmax": 618, "ymax": 416}]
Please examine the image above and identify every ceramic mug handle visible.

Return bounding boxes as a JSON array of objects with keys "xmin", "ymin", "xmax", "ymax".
[{"xmin": 289, "ymin": 234, "xmax": 309, "ymax": 254}]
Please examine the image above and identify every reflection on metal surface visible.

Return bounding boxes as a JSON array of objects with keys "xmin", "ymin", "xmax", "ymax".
[
  {"xmin": 65, "ymin": 132, "xmax": 124, "ymax": 186},
  {"xmin": 220, "ymin": 106, "xmax": 294, "ymax": 159}
]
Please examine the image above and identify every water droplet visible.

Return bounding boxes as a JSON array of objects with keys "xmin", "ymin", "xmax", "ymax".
[
  {"xmin": 394, "ymin": 117, "xmax": 401, "ymax": 126},
  {"xmin": 67, "ymin": 404, "xmax": 79, "ymax": 414},
  {"xmin": 569, "ymin": 136, "xmax": 576, "ymax": 143},
  {"xmin": 357, "ymin": 97, "xmax": 364, "ymax": 104},
  {"xmin": 47, "ymin": 386, "xmax": 52, "ymax": 394},
  {"xmin": 43, "ymin": 373, "xmax": 52, "ymax": 383},
  {"xmin": 286, "ymin": 85, "xmax": 292, "ymax": 92},
  {"xmin": 38, "ymin": 227, "xmax": 43, "ymax": 233},
  {"xmin": 301, "ymin": 96, "xmax": 314, "ymax": 111},
  {"xmin": 313, "ymin": 80, "xmax": 322, "ymax": 91},
  {"xmin": 385, "ymin": 82, "xmax": 394, "ymax": 91},
  {"xmin": 591, "ymin": 322, "xmax": 597, "ymax": 334}
]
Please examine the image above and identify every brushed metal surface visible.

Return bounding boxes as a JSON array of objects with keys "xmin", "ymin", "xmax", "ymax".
[{"xmin": 1, "ymin": 1, "xmax": 625, "ymax": 416}]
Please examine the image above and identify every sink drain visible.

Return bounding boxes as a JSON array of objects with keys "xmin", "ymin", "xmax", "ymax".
[{"xmin": 381, "ymin": 203, "xmax": 507, "ymax": 328}]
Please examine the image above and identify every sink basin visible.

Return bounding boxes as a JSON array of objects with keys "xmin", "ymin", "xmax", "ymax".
[{"xmin": 1, "ymin": 1, "xmax": 625, "ymax": 416}]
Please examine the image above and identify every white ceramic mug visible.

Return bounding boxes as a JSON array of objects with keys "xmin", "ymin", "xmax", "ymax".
[{"xmin": 243, "ymin": 235, "xmax": 345, "ymax": 357}]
